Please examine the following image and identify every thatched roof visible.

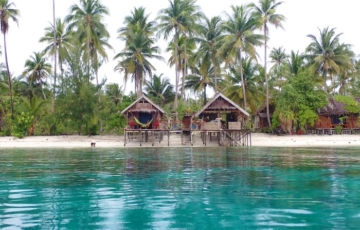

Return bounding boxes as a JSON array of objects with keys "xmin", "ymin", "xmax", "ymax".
[
  {"xmin": 318, "ymin": 97, "xmax": 360, "ymax": 116},
  {"xmin": 195, "ymin": 93, "xmax": 250, "ymax": 117},
  {"xmin": 121, "ymin": 95, "xmax": 166, "ymax": 114}
]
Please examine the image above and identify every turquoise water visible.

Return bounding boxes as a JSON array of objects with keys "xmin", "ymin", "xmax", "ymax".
[{"xmin": 1, "ymin": 147, "xmax": 360, "ymax": 229}]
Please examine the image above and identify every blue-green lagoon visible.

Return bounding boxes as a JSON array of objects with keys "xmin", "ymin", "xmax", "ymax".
[{"xmin": 1, "ymin": 147, "xmax": 360, "ymax": 229}]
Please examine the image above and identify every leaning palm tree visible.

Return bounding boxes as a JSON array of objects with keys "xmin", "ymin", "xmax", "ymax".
[
  {"xmin": 306, "ymin": 27, "xmax": 354, "ymax": 93},
  {"xmin": 0, "ymin": 0, "xmax": 19, "ymax": 119},
  {"xmin": 217, "ymin": 4, "xmax": 263, "ymax": 109},
  {"xmin": 250, "ymin": 0, "xmax": 285, "ymax": 127},
  {"xmin": 22, "ymin": 52, "xmax": 52, "ymax": 100},
  {"xmin": 157, "ymin": 0, "xmax": 202, "ymax": 108},
  {"xmin": 65, "ymin": 0, "xmax": 111, "ymax": 85}
]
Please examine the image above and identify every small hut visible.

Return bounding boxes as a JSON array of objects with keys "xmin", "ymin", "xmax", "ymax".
[
  {"xmin": 192, "ymin": 93, "xmax": 251, "ymax": 146},
  {"xmin": 121, "ymin": 95, "xmax": 166, "ymax": 146},
  {"xmin": 255, "ymin": 103, "xmax": 275, "ymax": 129},
  {"xmin": 312, "ymin": 98, "xmax": 360, "ymax": 134}
]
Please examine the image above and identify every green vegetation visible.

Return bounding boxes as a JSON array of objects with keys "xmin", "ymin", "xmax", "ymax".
[{"xmin": 0, "ymin": 0, "xmax": 360, "ymax": 137}]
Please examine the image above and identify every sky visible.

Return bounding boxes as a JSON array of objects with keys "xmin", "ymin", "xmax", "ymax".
[{"xmin": 4, "ymin": 0, "xmax": 360, "ymax": 94}]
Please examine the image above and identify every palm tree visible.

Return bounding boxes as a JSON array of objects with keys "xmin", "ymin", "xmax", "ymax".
[
  {"xmin": 222, "ymin": 57, "xmax": 264, "ymax": 114},
  {"xmin": 166, "ymin": 35, "xmax": 196, "ymax": 94},
  {"xmin": 144, "ymin": 73, "xmax": 175, "ymax": 106},
  {"xmin": 115, "ymin": 27, "xmax": 163, "ymax": 98},
  {"xmin": 269, "ymin": 47, "xmax": 288, "ymax": 89},
  {"xmin": 269, "ymin": 47, "xmax": 287, "ymax": 70},
  {"xmin": 19, "ymin": 96, "xmax": 48, "ymax": 136},
  {"xmin": 65, "ymin": 0, "xmax": 111, "ymax": 85},
  {"xmin": 39, "ymin": 18, "xmax": 73, "ymax": 78},
  {"xmin": 194, "ymin": 16, "xmax": 223, "ymax": 93},
  {"xmin": 22, "ymin": 52, "xmax": 52, "ymax": 100},
  {"xmin": 218, "ymin": 4, "xmax": 263, "ymax": 109},
  {"xmin": 115, "ymin": 6, "xmax": 158, "ymax": 96},
  {"xmin": 185, "ymin": 58, "xmax": 216, "ymax": 105},
  {"xmin": 40, "ymin": 18, "xmax": 74, "ymax": 111},
  {"xmin": 118, "ymin": 7, "xmax": 155, "ymax": 39},
  {"xmin": 105, "ymin": 83, "xmax": 123, "ymax": 106},
  {"xmin": 250, "ymin": 0, "xmax": 285, "ymax": 128},
  {"xmin": 306, "ymin": 27, "xmax": 354, "ymax": 93},
  {"xmin": 0, "ymin": 0, "xmax": 19, "ymax": 119},
  {"xmin": 157, "ymin": 0, "xmax": 202, "ymax": 109}
]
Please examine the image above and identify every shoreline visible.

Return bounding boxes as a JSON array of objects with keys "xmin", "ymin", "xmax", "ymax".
[{"xmin": 1, "ymin": 133, "xmax": 360, "ymax": 148}]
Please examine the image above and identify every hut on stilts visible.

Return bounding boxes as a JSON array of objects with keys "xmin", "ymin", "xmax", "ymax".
[
  {"xmin": 121, "ymin": 95, "xmax": 168, "ymax": 146},
  {"xmin": 188, "ymin": 93, "xmax": 251, "ymax": 146}
]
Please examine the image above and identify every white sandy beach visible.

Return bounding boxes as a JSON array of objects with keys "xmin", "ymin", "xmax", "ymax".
[{"xmin": 1, "ymin": 133, "xmax": 360, "ymax": 148}]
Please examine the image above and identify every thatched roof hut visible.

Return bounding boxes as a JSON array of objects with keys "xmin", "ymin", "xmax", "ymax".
[
  {"xmin": 195, "ymin": 93, "xmax": 249, "ymax": 118},
  {"xmin": 317, "ymin": 98, "xmax": 360, "ymax": 116},
  {"xmin": 121, "ymin": 95, "xmax": 166, "ymax": 129}
]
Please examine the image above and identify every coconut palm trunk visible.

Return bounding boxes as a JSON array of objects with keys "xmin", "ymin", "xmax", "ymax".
[
  {"xmin": 264, "ymin": 25, "xmax": 271, "ymax": 127},
  {"xmin": 3, "ymin": 32, "xmax": 13, "ymax": 119},
  {"xmin": 52, "ymin": 0, "xmax": 57, "ymax": 112},
  {"xmin": 173, "ymin": 31, "xmax": 179, "ymax": 109},
  {"xmin": 239, "ymin": 50, "xmax": 247, "ymax": 109},
  {"xmin": 181, "ymin": 39, "xmax": 187, "ymax": 99}
]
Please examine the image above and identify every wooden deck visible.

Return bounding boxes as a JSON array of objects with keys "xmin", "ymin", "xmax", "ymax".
[{"xmin": 124, "ymin": 128, "xmax": 252, "ymax": 147}]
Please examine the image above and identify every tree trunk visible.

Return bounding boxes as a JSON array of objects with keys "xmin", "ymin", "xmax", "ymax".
[
  {"xmin": 52, "ymin": 0, "xmax": 57, "ymax": 113},
  {"xmin": 173, "ymin": 30, "xmax": 179, "ymax": 110},
  {"xmin": 3, "ymin": 33, "xmax": 14, "ymax": 119},
  {"xmin": 239, "ymin": 50, "xmax": 247, "ymax": 110},
  {"xmin": 181, "ymin": 39, "xmax": 186, "ymax": 99},
  {"xmin": 203, "ymin": 83, "xmax": 207, "ymax": 106},
  {"xmin": 264, "ymin": 25, "xmax": 272, "ymax": 128}
]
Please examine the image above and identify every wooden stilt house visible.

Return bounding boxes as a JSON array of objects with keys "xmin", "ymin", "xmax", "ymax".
[
  {"xmin": 191, "ymin": 93, "xmax": 251, "ymax": 146},
  {"xmin": 121, "ymin": 95, "xmax": 167, "ymax": 146}
]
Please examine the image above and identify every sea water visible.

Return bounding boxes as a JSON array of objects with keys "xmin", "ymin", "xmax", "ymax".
[{"xmin": 0, "ymin": 147, "xmax": 360, "ymax": 229}]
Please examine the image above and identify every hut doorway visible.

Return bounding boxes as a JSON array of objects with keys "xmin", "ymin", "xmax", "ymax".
[{"xmin": 139, "ymin": 112, "xmax": 153, "ymax": 128}]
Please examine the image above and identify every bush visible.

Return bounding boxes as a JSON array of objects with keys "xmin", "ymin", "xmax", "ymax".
[{"xmin": 11, "ymin": 112, "xmax": 34, "ymax": 138}]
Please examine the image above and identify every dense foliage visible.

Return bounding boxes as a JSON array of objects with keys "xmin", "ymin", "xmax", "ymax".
[{"xmin": 1, "ymin": 0, "xmax": 360, "ymax": 137}]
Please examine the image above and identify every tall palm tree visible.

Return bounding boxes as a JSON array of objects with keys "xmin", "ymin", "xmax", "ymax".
[
  {"xmin": 23, "ymin": 52, "xmax": 52, "ymax": 100},
  {"xmin": 222, "ymin": 57, "xmax": 264, "ymax": 114},
  {"xmin": 306, "ymin": 27, "xmax": 354, "ymax": 93},
  {"xmin": 185, "ymin": 58, "xmax": 216, "ymax": 105},
  {"xmin": 116, "ymin": 6, "xmax": 158, "ymax": 95},
  {"xmin": 39, "ymin": 18, "xmax": 73, "ymax": 79},
  {"xmin": 0, "ymin": 0, "xmax": 19, "ymax": 119},
  {"xmin": 40, "ymin": 18, "xmax": 74, "ymax": 111},
  {"xmin": 115, "ymin": 27, "xmax": 163, "ymax": 98},
  {"xmin": 195, "ymin": 16, "xmax": 223, "ymax": 93},
  {"xmin": 118, "ymin": 7, "xmax": 155, "ymax": 39},
  {"xmin": 269, "ymin": 47, "xmax": 288, "ymax": 89},
  {"xmin": 218, "ymin": 4, "xmax": 263, "ymax": 109},
  {"xmin": 250, "ymin": 0, "xmax": 285, "ymax": 128},
  {"xmin": 65, "ymin": 0, "xmax": 111, "ymax": 85},
  {"xmin": 157, "ymin": 0, "xmax": 202, "ymax": 109},
  {"xmin": 166, "ymin": 35, "xmax": 196, "ymax": 93}
]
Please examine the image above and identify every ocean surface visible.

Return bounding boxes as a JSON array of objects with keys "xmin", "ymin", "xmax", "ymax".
[{"xmin": 0, "ymin": 147, "xmax": 360, "ymax": 229}]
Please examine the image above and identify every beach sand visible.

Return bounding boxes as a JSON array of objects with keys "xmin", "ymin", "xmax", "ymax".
[{"xmin": 1, "ymin": 133, "xmax": 360, "ymax": 148}]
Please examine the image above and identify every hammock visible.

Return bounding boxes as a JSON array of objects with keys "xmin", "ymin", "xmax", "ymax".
[{"xmin": 134, "ymin": 116, "xmax": 153, "ymax": 128}]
